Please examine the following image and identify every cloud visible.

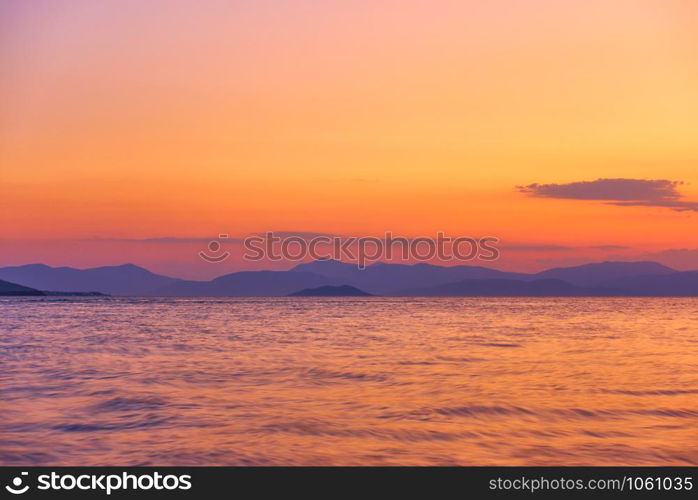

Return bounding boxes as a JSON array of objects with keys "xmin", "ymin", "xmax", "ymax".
[
  {"xmin": 608, "ymin": 200, "xmax": 698, "ymax": 212},
  {"xmin": 589, "ymin": 245, "xmax": 631, "ymax": 251},
  {"xmin": 500, "ymin": 244, "xmax": 575, "ymax": 252},
  {"xmin": 260, "ymin": 231, "xmax": 340, "ymax": 239},
  {"xmin": 517, "ymin": 178, "xmax": 698, "ymax": 212},
  {"xmin": 77, "ymin": 236, "xmax": 246, "ymax": 244},
  {"xmin": 499, "ymin": 243, "xmax": 632, "ymax": 253},
  {"xmin": 81, "ymin": 232, "xmax": 343, "ymax": 243}
]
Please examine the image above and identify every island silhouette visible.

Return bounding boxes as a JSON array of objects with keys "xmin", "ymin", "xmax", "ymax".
[
  {"xmin": 289, "ymin": 285, "xmax": 372, "ymax": 297},
  {"xmin": 0, "ymin": 279, "xmax": 44, "ymax": 296}
]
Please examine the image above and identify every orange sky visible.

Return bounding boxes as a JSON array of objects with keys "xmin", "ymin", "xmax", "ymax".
[{"xmin": 1, "ymin": 0, "xmax": 698, "ymax": 276}]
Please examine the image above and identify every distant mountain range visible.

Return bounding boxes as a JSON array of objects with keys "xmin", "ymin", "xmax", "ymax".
[
  {"xmin": 0, "ymin": 263, "xmax": 180, "ymax": 295},
  {"xmin": 398, "ymin": 278, "xmax": 623, "ymax": 297},
  {"xmin": 153, "ymin": 270, "xmax": 342, "ymax": 297},
  {"xmin": 1, "ymin": 260, "xmax": 697, "ymax": 297},
  {"xmin": 0, "ymin": 277, "xmax": 107, "ymax": 297}
]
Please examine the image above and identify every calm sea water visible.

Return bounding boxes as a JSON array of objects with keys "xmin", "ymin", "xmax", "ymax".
[{"xmin": 1, "ymin": 297, "xmax": 697, "ymax": 466}]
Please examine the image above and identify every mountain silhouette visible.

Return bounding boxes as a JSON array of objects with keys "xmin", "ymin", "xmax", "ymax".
[
  {"xmin": 289, "ymin": 285, "xmax": 372, "ymax": 296},
  {"xmin": 2, "ymin": 260, "xmax": 697, "ymax": 296},
  {"xmin": 604, "ymin": 271, "xmax": 698, "ymax": 296},
  {"xmin": 0, "ymin": 279, "xmax": 44, "ymax": 296},
  {"xmin": 292, "ymin": 260, "xmax": 528, "ymax": 294},
  {"xmin": 0, "ymin": 263, "xmax": 183, "ymax": 295},
  {"xmin": 534, "ymin": 261, "xmax": 676, "ymax": 286},
  {"xmin": 291, "ymin": 259, "xmax": 360, "ymax": 280},
  {"xmin": 152, "ymin": 271, "xmax": 343, "ymax": 296},
  {"xmin": 399, "ymin": 278, "xmax": 623, "ymax": 297}
]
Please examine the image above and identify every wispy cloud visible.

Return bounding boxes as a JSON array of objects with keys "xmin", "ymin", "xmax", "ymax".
[
  {"xmin": 253, "ymin": 231, "xmax": 341, "ymax": 239},
  {"xmin": 500, "ymin": 244, "xmax": 632, "ymax": 252},
  {"xmin": 75, "ymin": 237, "xmax": 246, "ymax": 244},
  {"xmin": 517, "ymin": 178, "xmax": 698, "ymax": 212},
  {"xmin": 590, "ymin": 245, "xmax": 631, "ymax": 251},
  {"xmin": 500, "ymin": 244, "xmax": 575, "ymax": 252}
]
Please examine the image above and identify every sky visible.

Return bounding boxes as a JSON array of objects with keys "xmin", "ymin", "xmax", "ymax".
[{"xmin": 1, "ymin": 0, "xmax": 698, "ymax": 278}]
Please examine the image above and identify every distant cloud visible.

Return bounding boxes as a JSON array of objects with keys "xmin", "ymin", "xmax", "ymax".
[
  {"xmin": 517, "ymin": 178, "xmax": 698, "ymax": 212},
  {"xmin": 500, "ymin": 244, "xmax": 575, "ymax": 252},
  {"xmin": 607, "ymin": 200, "xmax": 698, "ymax": 212},
  {"xmin": 589, "ymin": 245, "xmax": 631, "ymax": 251},
  {"xmin": 86, "ymin": 233, "xmax": 344, "ymax": 243},
  {"xmin": 83, "ymin": 237, "xmax": 246, "ymax": 244},
  {"xmin": 253, "ymin": 231, "xmax": 341, "ymax": 239},
  {"xmin": 500, "ymin": 243, "xmax": 632, "ymax": 252}
]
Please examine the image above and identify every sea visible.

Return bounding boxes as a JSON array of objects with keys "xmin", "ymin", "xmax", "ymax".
[{"xmin": 1, "ymin": 296, "xmax": 697, "ymax": 465}]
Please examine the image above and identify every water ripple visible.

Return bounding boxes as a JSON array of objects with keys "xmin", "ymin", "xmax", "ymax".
[{"xmin": 2, "ymin": 296, "xmax": 697, "ymax": 465}]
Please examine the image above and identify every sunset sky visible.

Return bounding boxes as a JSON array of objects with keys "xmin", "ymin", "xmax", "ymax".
[{"xmin": 2, "ymin": 0, "xmax": 698, "ymax": 278}]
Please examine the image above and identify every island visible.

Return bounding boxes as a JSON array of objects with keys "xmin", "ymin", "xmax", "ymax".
[{"xmin": 288, "ymin": 285, "xmax": 373, "ymax": 297}]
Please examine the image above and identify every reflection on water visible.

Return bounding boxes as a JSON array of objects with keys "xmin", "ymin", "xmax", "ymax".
[{"xmin": 1, "ymin": 297, "xmax": 697, "ymax": 465}]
